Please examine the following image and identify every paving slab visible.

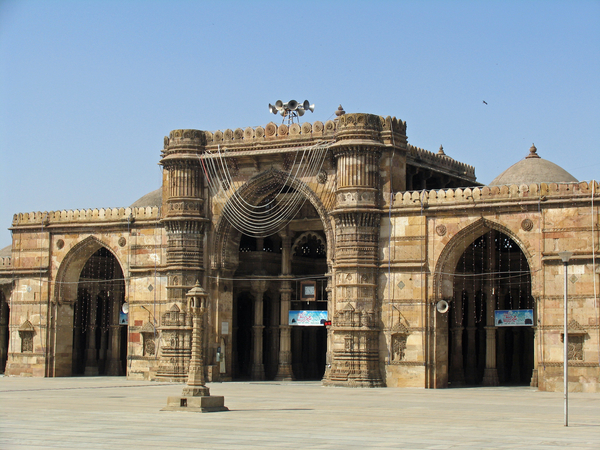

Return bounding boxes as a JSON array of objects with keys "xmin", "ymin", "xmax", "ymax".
[{"xmin": 1, "ymin": 376, "xmax": 599, "ymax": 449}]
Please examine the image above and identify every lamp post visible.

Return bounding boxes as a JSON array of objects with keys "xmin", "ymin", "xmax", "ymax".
[{"xmin": 558, "ymin": 251, "xmax": 572, "ymax": 427}]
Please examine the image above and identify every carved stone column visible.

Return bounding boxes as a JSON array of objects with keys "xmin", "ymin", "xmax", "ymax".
[
  {"xmin": 276, "ymin": 230, "xmax": 294, "ymax": 380},
  {"xmin": 450, "ymin": 326, "xmax": 465, "ymax": 386},
  {"xmin": 530, "ymin": 326, "xmax": 539, "ymax": 387},
  {"xmin": 164, "ymin": 282, "xmax": 228, "ymax": 413},
  {"xmin": 482, "ymin": 230, "xmax": 499, "ymax": 386},
  {"xmin": 84, "ymin": 291, "xmax": 99, "ymax": 376},
  {"xmin": 324, "ymin": 113, "xmax": 386, "ymax": 387},
  {"xmin": 183, "ymin": 283, "xmax": 208, "ymax": 394},
  {"xmin": 465, "ymin": 294, "xmax": 477, "ymax": 385},
  {"xmin": 106, "ymin": 283, "xmax": 123, "ymax": 375},
  {"xmin": 251, "ymin": 279, "xmax": 267, "ymax": 380},
  {"xmin": 483, "ymin": 326, "xmax": 499, "ymax": 386}
]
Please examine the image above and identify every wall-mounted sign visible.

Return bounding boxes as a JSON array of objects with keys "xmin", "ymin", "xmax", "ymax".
[
  {"xmin": 289, "ymin": 310, "xmax": 327, "ymax": 326},
  {"xmin": 494, "ymin": 309, "xmax": 534, "ymax": 327},
  {"xmin": 119, "ymin": 311, "xmax": 128, "ymax": 325}
]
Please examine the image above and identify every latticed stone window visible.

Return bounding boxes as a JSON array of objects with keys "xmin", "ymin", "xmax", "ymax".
[
  {"xmin": 392, "ymin": 334, "xmax": 407, "ymax": 362},
  {"xmin": 19, "ymin": 320, "xmax": 35, "ymax": 353},
  {"xmin": 568, "ymin": 335, "xmax": 584, "ymax": 361}
]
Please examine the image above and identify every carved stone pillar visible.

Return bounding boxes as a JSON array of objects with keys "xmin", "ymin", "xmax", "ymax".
[
  {"xmin": 530, "ymin": 326, "xmax": 538, "ymax": 387},
  {"xmin": 465, "ymin": 295, "xmax": 477, "ymax": 385},
  {"xmin": 276, "ymin": 231, "xmax": 294, "ymax": 380},
  {"xmin": 324, "ymin": 113, "xmax": 386, "ymax": 387},
  {"xmin": 84, "ymin": 292, "xmax": 99, "ymax": 376},
  {"xmin": 275, "ymin": 282, "xmax": 294, "ymax": 380},
  {"xmin": 106, "ymin": 287, "xmax": 123, "ymax": 375},
  {"xmin": 251, "ymin": 279, "xmax": 267, "ymax": 380},
  {"xmin": 164, "ymin": 282, "xmax": 228, "ymax": 413},
  {"xmin": 450, "ymin": 326, "xmax": 465, "ymax": 386},
  {"xmin": 183, "ymin": 283, "xmax": 208, "ymax": 395},
  {"xmin": 483, "ymin": 326, "xmax": 499, "ymax": 386},
  {"xmin": 482, "ymin": 230, "xmax": 499, "ymax": 386}
]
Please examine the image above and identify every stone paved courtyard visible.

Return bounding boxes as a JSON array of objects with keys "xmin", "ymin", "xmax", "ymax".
[{"xmin": 1, "ymin": 376, "xmax": 599, "ymax": 449}]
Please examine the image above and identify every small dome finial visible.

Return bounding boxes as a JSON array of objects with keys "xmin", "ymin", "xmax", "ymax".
[
  {"xmin": 437, "ymin": 145, "xmax": 445, "ymax": 156},
  {"xmin": 335, "ymin": 105, "xmax": 345, "ymax": 117},
  {"xmin": 526, "ymin": 143, "xmax": 540, "ymax": 159}
]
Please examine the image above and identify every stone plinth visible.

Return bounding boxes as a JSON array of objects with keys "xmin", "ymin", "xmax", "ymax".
[{"xmin": 163, "ymin": 388, "xmax": 228, "ymax": 413}]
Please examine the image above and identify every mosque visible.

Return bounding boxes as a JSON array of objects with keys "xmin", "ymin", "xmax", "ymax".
[{"xmin": 0, "ymin": 108, "xmax": 598, "ymax": 392}]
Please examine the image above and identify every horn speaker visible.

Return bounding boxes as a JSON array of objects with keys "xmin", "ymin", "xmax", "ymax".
[{"xmin": 436, "ymin": 300, "xmax": 449, "ymax": 314}]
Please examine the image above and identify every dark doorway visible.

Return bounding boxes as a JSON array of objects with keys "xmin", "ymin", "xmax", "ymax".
[
  {"xmin": 448, "ymin": 230, "xmax": 534, "ymax": 386},
  {"xmin": 233, "ymin": 291, "xmax": 254, "ymax": 379},
  {"xmin": 0, "ymin": 291, "xmax": 9, "ymax": 373},
  {"xmin": 72, "ymin": 247, "xmax": 126, "ymax": 376}
]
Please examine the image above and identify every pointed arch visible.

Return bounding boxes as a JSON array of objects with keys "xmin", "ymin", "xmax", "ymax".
[
  {"xmin": 433, "ymin": 218, "xmax": 534, "ymax": 301},
  {"xmin": 54, "ymin": 236, "xmax": 126, "ymax": 305},
  {"xmin": 211, "ymin": 169, "xmax": 334, "ymax": 271}
]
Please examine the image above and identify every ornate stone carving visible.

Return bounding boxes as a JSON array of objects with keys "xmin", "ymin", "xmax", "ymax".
[
  {"xmin": 392, "ymin": 334, "xmax": 407, "ymax": 362},
  {"xmin": 19, "ymin": 320, "xmax": 35, "ymax": 353},
  {"xmin": 157, "ymin": 304, "xmax": 192, "ymax": 381},
  {"xmin": 56, "ymin": 239, "xmax": 65, "ymax": 249},
  {"xmin": 521, "ymin": 218, "xmax": 534, "ymax": 231},
  {"xmin": 317, "ymin": 170, "xmax": 327, "ymax": 184},
  {"xmin": 118, "ymin": 237, "xmax": 126, "ymax": 247},
  {"xmin": 436, "ymin": 224, "xmax": 447, "ymax": 236},
  {"xmin": 278, "ymin": 124, "xmax": 289, "ymax": 136},
  {"xmin": 265, "ymin": 122, "xmax": 276, "ymax": 137}
]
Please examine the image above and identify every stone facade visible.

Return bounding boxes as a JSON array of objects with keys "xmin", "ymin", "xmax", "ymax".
[{"xmin": 0, "ymin": 112, "xmax": 598, "ymax": 392}]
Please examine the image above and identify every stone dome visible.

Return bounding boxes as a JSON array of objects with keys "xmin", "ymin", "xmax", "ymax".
[
  {"xmin": 130, "ymin": 188, "xmax": 162, "ymax": 208},
  {"xmin": 488, "ymin": 145, "xmax": 578, "ymax": 186}
]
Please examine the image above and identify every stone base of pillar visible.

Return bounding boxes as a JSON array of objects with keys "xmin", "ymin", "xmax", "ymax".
[
  {"xmin": 105, "ymin": 359, "xmax": 122, "ymax": 376},
  {"xmin": 84, "ymin": 365, "xmax": 99, "ymax": 376},
  {"xmin": 274, "ymin": 364, "xmax": 294, "ymax": 381},
  {"xmin": 251, "ymin": 364, "xmax": 265, "ymax": 381},
  {"xmin": 163, "ymin": 392, "xmax": 228, "ymax": 413},
  {"xmin": 530, "ymin": 369, "xmax": 538, "ymax": 387},
  {"xmin": 482, "ymin": 368, "xmax": 499, "ymax": 386}
]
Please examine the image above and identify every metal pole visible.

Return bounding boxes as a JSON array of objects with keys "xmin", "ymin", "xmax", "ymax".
[
  {"xmin": 563, "ymin": 260, "xmax": 568, "ymax": 427},
  {"xmin": 558, "ymin": 251, "xmax": 572, "ymax": 427}
]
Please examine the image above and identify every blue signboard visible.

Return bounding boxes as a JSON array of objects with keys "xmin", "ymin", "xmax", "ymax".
[
  {"xmin": 119, "ymin": 312, "xmax": 128, "ymax": 325},
  {"xmin": 289, "ymin": 310, "xmax": 328, "ymax": 326},
  {"xmin": 494, "ymin": 309, "xmax": 534, "ymax": 327}
]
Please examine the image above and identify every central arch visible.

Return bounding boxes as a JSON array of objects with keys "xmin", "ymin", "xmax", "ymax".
[{"xmin": 212, "ymin": 170, "xmax": 333, "ymax": 381}]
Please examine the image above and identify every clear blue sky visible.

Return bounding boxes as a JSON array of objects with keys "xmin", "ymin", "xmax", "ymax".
[{"xmin": 1, "ymin": 0, "xmax": 599, "ymax": 249}]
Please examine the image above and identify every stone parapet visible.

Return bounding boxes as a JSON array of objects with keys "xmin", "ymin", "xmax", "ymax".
[
  {"xmin": 392, "ymin": 181, "xmax": 600, "ymax": 208},
  {"xmin": 11, "ymin": 207, "xmax": 160, "ymax": 227},
  {"xmin": 407, "ymin": 144, "xmax": 476, "ymax": 179}
]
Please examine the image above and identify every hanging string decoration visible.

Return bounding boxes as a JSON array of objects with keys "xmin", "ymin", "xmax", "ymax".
[{"xmin": 200, "ymin": 141, "xmax": 333, "ymax": 238}]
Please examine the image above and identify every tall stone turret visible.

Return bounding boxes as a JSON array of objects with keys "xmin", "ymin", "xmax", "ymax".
[
  {"xmin": 324, "ymin": 113, "xmax": 385, "ymax": 387},
  {"xmin": 157, "ymin": 129, "xmax": 209, "ymax": 380}
]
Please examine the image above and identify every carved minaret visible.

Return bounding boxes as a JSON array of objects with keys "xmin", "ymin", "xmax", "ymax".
[
  {"xmin": 158, "ymin": 129, "xmax": 208, "ymax": 380},
  {"xmin": 324, "ymin": 113, "xmax": 385, "ymax": 387}
]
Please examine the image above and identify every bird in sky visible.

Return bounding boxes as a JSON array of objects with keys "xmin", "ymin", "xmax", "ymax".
[{"xmin": 483, "ymin": 100, "xmax": 488, "ymax": 105}]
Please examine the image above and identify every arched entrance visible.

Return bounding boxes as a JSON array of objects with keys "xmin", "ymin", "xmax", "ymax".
[
  {"xmin": 49, "ymin": 238, "xmax": 127, "ymax": 377},
  {"xmin": 215, "ymin": 170, "xmax": 334, "ymax": 382},
  {"xmin": 72, "ymin": 247, "xmax": 126, "ymax": 375},
  {"xmin": 447, "ymin": 229, "xmax": 534, "ymax": 386}
]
